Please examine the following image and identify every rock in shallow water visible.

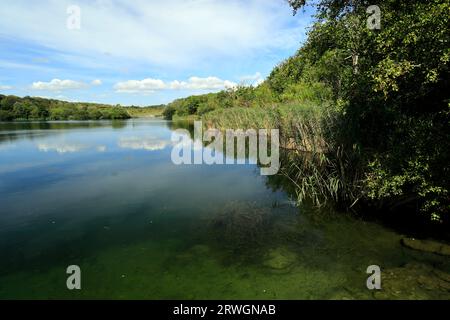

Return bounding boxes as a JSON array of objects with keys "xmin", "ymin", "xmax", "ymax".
[
  {"xmin": 262, "ymin": 247, "xmax": 298, "ymax": 272},
  {"xmin": 401, "ymin": 238, "xmax": 450, "ymax": 256}
]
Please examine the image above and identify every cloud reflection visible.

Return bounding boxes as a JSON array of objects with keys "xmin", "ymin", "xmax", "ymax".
[
  {"xmin": 118, "ymin": 136, "xmax": 169, "ymax": 151},
  {"xmin": 37, "ymin": 143, "xmax": 86, "ymax": 154},
  {"xmin": 37, "ymin": 142, "xmax": 107, "ymax": 154}
]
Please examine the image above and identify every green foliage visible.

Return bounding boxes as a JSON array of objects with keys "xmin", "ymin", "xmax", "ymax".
[
  {"xmin": 163, "ymin": 94, "xmax": 213, "ymax": 119},
  {"xmin": 281, "ymin": 0, "xmax": 450, "ymax": 222},
  {"xmin": 280, "ymin": 81, "xmax": 333, "ymax": 105},
  {"xmin": 0, "ymin": 95, "xmax": 131, "ymax": 121},
  {"xmin": 162, "ymin": 104, "xmax": 176, "ymax": 120},
  {"xmin": 0, "ymin": 95, "xmax": 20, "ymax": 111},
  {"xmin": 126, "ymin": 105, "xmax": 164, "ymax": 118},
  {"xmin": 0, "ymin": 110, "xmax": 14, "ymax": 121},
  {"xmin": 203, "ymin": 107, "xmax": 280, "ymax": 130},
  {"xmin": 267, "ymin": 54, "xmax": 306, "ymax": 94}
]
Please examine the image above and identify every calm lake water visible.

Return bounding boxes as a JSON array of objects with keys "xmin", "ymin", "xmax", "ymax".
[{"xmin": 0, "ymin": 119, "xmax": 448, "ymax": 299}]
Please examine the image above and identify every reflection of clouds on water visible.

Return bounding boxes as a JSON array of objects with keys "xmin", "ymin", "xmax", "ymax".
[
  {"xmin": 37, "ymin": 142, "xmax": 107, "ymax": 154},
  {"xmin": 37, "ymin": 143, "xmax": 86, "ymax": 154},
  {"xmin": 0, "ymin": 143, "xmax": 15, "ymax": 151},
  {"xmin": 96, "ymin": 145, "xmax": 107, "ymax": 152},
  {"xmin": 118, "ymin": 136, "xmax": 170, "ymax": 151}
]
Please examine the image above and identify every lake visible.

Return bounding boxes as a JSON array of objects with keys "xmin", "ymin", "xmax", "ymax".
[{"xmin": 0, "ymin": 119, "xmax": 448, "ymax": 299}]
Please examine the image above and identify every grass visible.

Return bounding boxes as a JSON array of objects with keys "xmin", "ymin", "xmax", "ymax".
[{"xmin": 172, "ymin": 114, "xmax": 199, "ymax": 121}]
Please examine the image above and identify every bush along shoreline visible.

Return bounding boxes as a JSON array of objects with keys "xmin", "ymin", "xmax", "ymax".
[{"xmin": 163, "ymin": 0, "xmax": 450, "ymax": 231}]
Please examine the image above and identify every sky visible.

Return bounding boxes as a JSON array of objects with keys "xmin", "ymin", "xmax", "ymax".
[{"xmin": 0, "ymin": 0, "xmax": 315, "ymax": 106}]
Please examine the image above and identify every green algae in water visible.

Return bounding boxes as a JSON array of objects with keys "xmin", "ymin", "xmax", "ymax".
[{"xmin": 0, "ymin": 120, "xmax": 449, "ymax": 299}]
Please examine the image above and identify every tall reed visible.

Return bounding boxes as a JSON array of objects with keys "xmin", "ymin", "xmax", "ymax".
[{"xmin": 203, "ymin": 103, "xmax": 363, "ymax": 210}]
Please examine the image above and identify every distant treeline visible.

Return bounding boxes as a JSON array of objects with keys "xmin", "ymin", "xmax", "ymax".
[
  {"xmin": 0, "ymin": 95, "xmax": 132, "ymax": 120},
  {"xmin": 0, "ymin": 95, "xmax": 165, "ymax": 120}
]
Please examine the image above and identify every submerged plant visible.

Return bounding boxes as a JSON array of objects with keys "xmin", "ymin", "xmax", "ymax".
[{"xmin": 209, "ymin": 201, "xmax": 271, "ymax": 253}]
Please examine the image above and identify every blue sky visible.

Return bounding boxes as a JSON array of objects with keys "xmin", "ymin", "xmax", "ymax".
[{"xmin": 0, "ymin": 0, "xmax": 315, "ymax": 106}]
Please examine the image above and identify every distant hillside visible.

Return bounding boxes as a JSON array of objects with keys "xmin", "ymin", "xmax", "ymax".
[{"xmin": 126, "ymin": 105, "xmax": 165, "ymax": 118}]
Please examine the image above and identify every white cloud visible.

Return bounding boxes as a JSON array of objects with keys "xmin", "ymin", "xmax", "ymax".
[
  {"xmin": 31, "ymin": 79, "xmax": 87, "ymax": 91},
  {"xmin": 0, "ymin": 1, "xmax": 307, "ymax": 68},
  {"xmin": 114, "ymin": 76, "xmax": 237, "ymax": 94},
  {"xmin": 114, "ymin": 79, "xmax": 166, "ymax": 93},
  {"xmin": 31, "ymin": 79, "xmax": 103, "ymax": 92},
  {"xmin": 0, "ymin": 85, "xmax": 13, "ymax": 90},
  {"xmin": 172, "ymin": 77, "xmax": 237, "ymax": 90}
]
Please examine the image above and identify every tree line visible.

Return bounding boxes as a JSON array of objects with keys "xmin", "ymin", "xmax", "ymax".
[{"xmin": 0, "ymin": 95, "xmax": 131, "ymax": 120}]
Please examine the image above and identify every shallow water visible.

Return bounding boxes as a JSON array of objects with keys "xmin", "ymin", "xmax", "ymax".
[{"xmin": 0, "ymin": 119, "xmax": 448, "ymax": 299}]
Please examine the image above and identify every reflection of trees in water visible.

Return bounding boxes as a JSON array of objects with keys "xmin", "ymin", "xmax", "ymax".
[
  {"xmin": 165, "ymin": 119, "xmax": 195, "ymax": 139},
  {"xmin": 167, "ymin": 119, "xmax": 300, "ymax": 199},
  {"xmin": 167, "ymin": 120, "xmax": 282, "ymax": 168},
  {"xmin": 0, "ymin": 121, "xmax": 127, "ymax": 145},
  {"xmin": 265, "ymin": 149, "xmax": 305, "ymax": 200}
]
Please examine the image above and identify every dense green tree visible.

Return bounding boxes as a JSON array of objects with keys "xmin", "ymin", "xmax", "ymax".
[
  {"xmin": 0, "ymin": 95, "xmax": 131, "ymax": 121},
  {"xmin": 0, "ymin": 110, "xmax": 14, "ymax": 121},
  {"xmin": 0, "ymin": 95, "xmax": 20, "ymax": 111},
  {"xmin": 284, "ymin": 0, "xmax": 450, "ymax": 222}
]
